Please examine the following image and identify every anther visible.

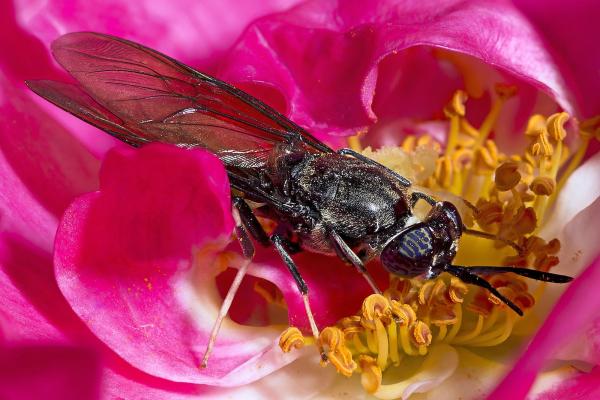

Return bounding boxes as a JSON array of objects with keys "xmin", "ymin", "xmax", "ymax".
[
  {"xmin": 319, "ymin": 327, "xmax": 357, "ymax": 375},
  {"xmin": 447, "ymin": 277, "xmax": 468, "ymax": 303},
  {"xmin": 444, "ymin": 90, "xmax": 467, "ymax": 118},
  {"xmin": 361, "ymin": 294, "xmax": 392, "ymax": 330},
  {"xmin": 390, "ymin": 301, "xmax": 417, "ymax": 326},
  {"xmin": 495, "ymin": 161, "xmax": 521, "ymax": 191},
  {"xmin": 530, "ymin": 176, "xmax": 556, "ymax": 196},
  {"xmin": 411, "ymin": 320, "xmax": 433, "ymax": 346},
  {"xmin": 513, "ymin": 206, "xmax": 537, "ymax": 235},
  {"xmin": 339, "ymin": 316, "xmax": 364, "ymax": 337},
  {"xmin": 547, "ymin": 112, "xmax": 569, "ymax": 142},
  {"xmin": 279, "ymin": 327, "xmax": 305, "ymax": 353}
]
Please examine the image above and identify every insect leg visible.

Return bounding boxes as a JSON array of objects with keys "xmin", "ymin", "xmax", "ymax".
[
  {"xmin": 441, "ymin": 264, "xmax": 524, "ymax": 316},
  {"xmin": 410, "ymin": 192, "xmax": 437, "ymax": 207},
  {"xmin": 271, "ymin": 234, "xmax": 327, "ymax": 362},
  {"xmin": 337, "ymin": 148, "xmax": 411, "ymax": 187},
  {"xmin": 329, "ymin": 230, "xmax": 382, "ymax": 294},
  {"xmin": 232, "ymin": 196, "xmax": 271, "ymax": 247},
  {"xmin": 201, "ymin": 200, "xmax": 257, "ymax": 368}
]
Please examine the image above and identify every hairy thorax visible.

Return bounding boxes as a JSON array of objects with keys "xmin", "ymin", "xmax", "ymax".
[{"xmin": 292, "ymin": 154, "xmax": 410, "ymax": 254}]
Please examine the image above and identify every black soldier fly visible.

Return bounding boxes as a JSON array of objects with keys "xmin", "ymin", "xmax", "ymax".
[{"xmin": 27, "ymin": 32, "xmax": 573, "ymax": 367}]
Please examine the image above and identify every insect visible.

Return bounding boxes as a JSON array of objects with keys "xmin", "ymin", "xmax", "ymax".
[{"xmin": 28, "ymin": 32, "xmax": 573, "ymax": 367}]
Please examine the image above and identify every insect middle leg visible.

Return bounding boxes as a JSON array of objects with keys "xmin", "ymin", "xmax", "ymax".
[
  {"xmin": 329, "ymin": 229, "xmax": 382, "ymax": 294},
  {"xmin": 233, "ymin": 197, "xmax": 326, "ymax": 360}
]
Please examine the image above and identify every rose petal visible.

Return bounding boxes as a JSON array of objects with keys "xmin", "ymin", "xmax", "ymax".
[
  {"xmin": 0, "ymin": 345, "xmax": 101, "ymax": 400},
  {"xmin": 221, "ymin": 0, "xmax": 573, "ymax": 139},
  {"xmin": 13, "ymin": 0, "xmax": 303, "ymax": 69},
  {"xmin": 529, "ymin": 366, "xmax": 600, "ymax": 400},
  {"xmin": 198, "ymin": 354, "xmax": 338, "ymax": 399},
  {"xmin": 373, "ymin": 344, "xmax": 458, "ymax": 400},
  {"xmin": 0, "ymin": 72, "xmax": 99, "ymax": 251},
  {"xmin": 514, "ymin": 0, "xmax": 600, "ymax": 118},
  {"xmin": 54, "ymin": 143, "xmax": 305, "ymax": 385},
  {"xmin": 0, "ymin": 234, "xmax": 92, "ymax": 343},
  {"xmin": 419, "ymin": 347, "xmax": 507, "ymax": 400}
]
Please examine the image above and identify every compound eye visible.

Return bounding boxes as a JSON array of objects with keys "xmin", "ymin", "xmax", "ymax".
[{"xmin": 381, "ymin": 224, "xmax": 434, "ymax": 276}]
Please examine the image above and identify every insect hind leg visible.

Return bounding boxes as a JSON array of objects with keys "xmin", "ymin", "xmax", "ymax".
[
  {"xmin": 207, "ymin": 196, "xmax": 326, "ymax": 363},
  {"xmin": 201, "ymin": 199, "xmax": 258, "ymax": 368},
  {"xmin": 271, "ymin": 234, "xmax": 327, "ymax": 362}
]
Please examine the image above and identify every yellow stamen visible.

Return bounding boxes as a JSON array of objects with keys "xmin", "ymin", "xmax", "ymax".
[
  {"xmin": 359, "ymin": 355, "xmax": 382, "ymax": 394},
  {"xmin": 375, "ymin": 319, "xmax": 389, "ymax": 370},
  {"xmin": 351, "ymin": 335, "xmax": 369, "ymax": 354},
  {"xmin": 452, "ymin": 314, "xmax": 484, "ymax": 344},
  {"xmin": 476, "ymin": 84, "xmax": 517, "ymax": 147},
  {"xmin": 387, "ymin": 321, "xmax": 400, "ymax": 365},
  {"xmin": 444, "ymin": 90, "xmax": 467, "ymax": 157}
]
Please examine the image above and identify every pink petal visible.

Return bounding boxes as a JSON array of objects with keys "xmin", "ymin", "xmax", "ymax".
[
  {"xmin": 13, "ymin": 0, "xmax": 303, "ymax": 69},
  {"xmin": 0, "ymin": 234, "xmax": 91, "ymax": 343},
  {"xmin": 531, "ymin": 366, "xmax": 600, "ymax": 400},
  {"xmin": 220, "ymin": 0, "xmax": 573, "ymax": 139},
  {"xmin": 54, "ymin": 144, "xmax": 304, "ymax": 385},
  {"xmin": 514, "ymin": 0, "xmax": 600, "ymax": 118},
  {"xmin": 0, "ymin": 72, "xmax": 99, "ymax": 252},
  {"xmin": 0, "ymin": 345, "xmax": 101, "ymax": 400},
  {"xmin": 488, "ymin": 255, "xmax": 600, "ymax": 399},
  {"xmin": 0, "ymin": 55, "xmax": 100, "ymax": 342}
]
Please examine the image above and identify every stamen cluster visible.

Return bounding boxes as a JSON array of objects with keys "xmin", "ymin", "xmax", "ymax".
[{"xmin": 277, "ymin": 85, "xmax": 600, "ymax": 397}]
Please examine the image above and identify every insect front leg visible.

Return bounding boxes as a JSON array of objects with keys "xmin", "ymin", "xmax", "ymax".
[
  {"xmin": 410, "ymin": 191, "xmax": 437, "ymax": 207},
  {"xmin": 329, "ymin": 230, "xmax": 382, "ymax": 294}
]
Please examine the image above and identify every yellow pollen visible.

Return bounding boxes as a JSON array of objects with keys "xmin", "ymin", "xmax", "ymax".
[{"xmin": 274, "ymin": 85, "xmax": 600, "ymax": 398}]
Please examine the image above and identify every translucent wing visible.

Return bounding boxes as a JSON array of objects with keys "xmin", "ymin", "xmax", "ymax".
[{"xmin": 28, "ymin": 32, "xmax": 331, "ymax": 169}]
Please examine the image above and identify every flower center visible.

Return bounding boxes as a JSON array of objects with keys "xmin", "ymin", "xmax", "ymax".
[{"xmin": 277, "ymin": 85, "xmax": 600, "ymax": 397}]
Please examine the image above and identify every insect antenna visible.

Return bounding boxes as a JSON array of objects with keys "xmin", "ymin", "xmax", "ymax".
[
  {"xmin": 442, "ymin": 264, "xmax": 525, "ymax": 316},
  {"xmin": 443, "ymin": 264, "xmax": 573, "ymax": 316},
  {"xmin": 458, "ymin": 265, "xmax": 573, "ymax": 283}
]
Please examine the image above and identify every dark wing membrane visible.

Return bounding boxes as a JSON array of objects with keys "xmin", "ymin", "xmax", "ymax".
[
  {"xmin": 26, "ymin": 80, "xmax": 149, "ymax": 147},
  {"xmin": 31, "ymin": 32, "xmax": 331, "ymax": 169}
]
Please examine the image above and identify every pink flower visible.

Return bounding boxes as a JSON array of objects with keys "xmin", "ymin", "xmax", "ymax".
[{"xmin": 2, "ymin": 0, "xmax": 600, "ymax": 398}]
